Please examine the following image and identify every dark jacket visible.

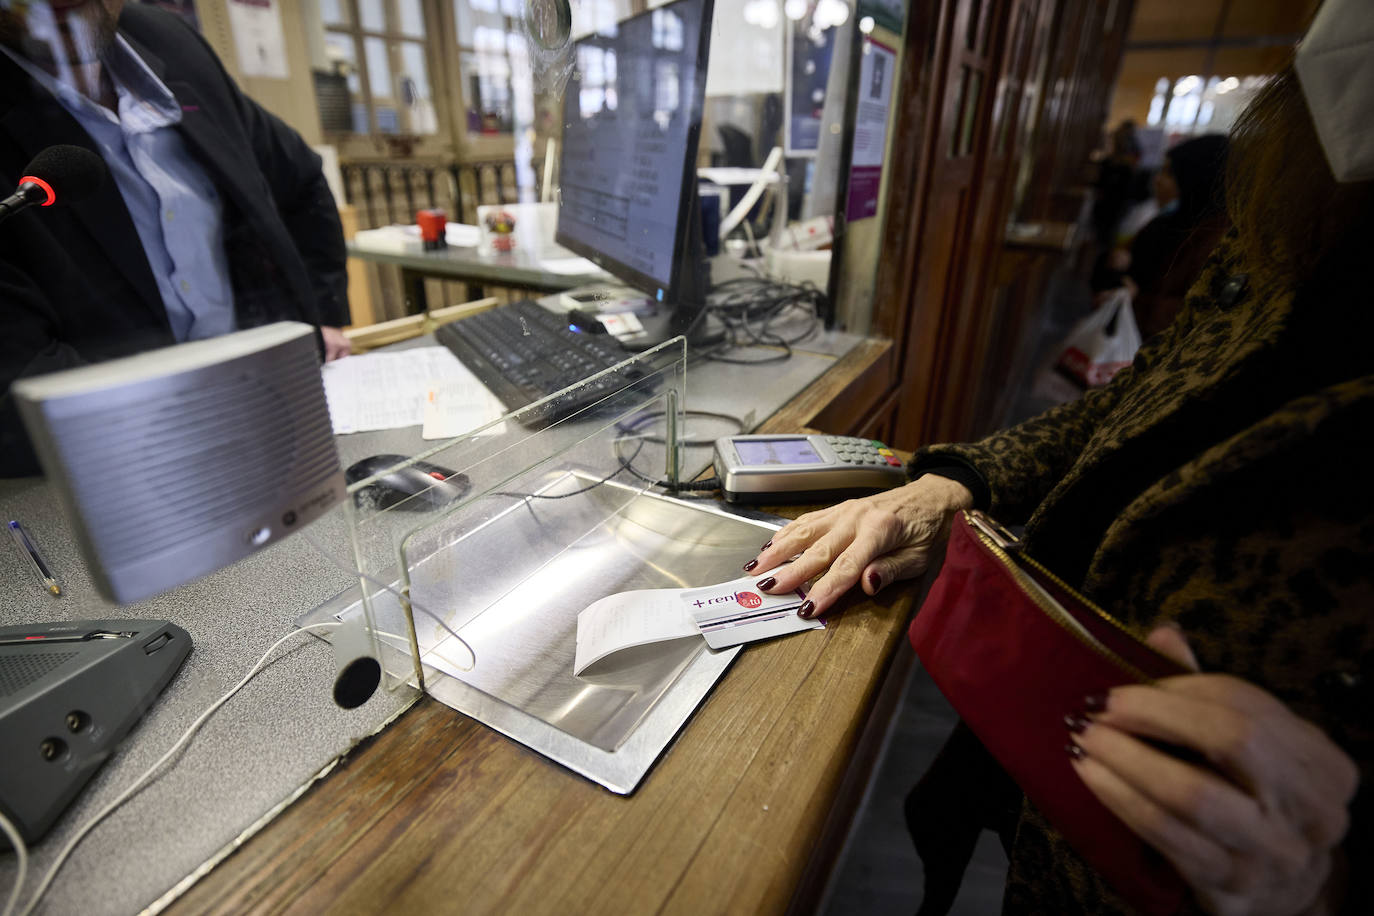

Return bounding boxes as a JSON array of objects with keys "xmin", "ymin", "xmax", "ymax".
[
  {"xmin": 913, "ymin": 230, "xmax": 1373, "ymax": 913},
  {"xmin": 0, "ymin": 4, "xmax": 348, "ymax": 476}
]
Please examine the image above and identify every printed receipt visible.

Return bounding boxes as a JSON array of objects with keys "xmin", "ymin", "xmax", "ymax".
[{"xmin": 573, "ymin": 570, "xmax": 822, "ymax": 676}]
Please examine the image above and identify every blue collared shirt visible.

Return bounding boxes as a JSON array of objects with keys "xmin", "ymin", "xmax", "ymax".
[{"xmin": 3, "ymin": 36, "xmax": 236, "ymax": 342}]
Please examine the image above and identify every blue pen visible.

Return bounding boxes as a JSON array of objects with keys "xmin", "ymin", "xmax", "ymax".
[{"xmin": 9, "ymin": 520, "xmax": 61, "ymax": 596}]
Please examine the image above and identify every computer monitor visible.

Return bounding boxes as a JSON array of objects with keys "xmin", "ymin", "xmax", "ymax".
[{"xmin": 554, "ymin": 0, "xmax": 717, "ymax": 349}]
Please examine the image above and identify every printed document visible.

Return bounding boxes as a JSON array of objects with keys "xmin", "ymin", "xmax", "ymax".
[{"xmin": 321, "ymin": 346, "xmax": 504, "ymax": 435}]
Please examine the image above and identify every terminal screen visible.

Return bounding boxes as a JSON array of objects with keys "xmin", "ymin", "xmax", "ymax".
[
  {"xmin": 735, "ymin": 439, "xmax": 823, "ymax": 467},
  {"xmin": 557, "ymin": 1, "xmax": 705, "ymax": 290}
]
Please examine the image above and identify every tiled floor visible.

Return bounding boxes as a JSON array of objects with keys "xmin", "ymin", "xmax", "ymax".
[{"xmin": 815, "ymin": 266, "xmax": 1094, "ymax": 915}]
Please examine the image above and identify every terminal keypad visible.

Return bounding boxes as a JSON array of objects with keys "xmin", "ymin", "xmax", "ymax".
[{"xmin": 824, "ymin": 436, "xmax": 902, "ymax": 468}]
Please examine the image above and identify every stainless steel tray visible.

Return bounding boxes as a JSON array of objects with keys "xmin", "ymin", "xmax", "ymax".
[{"xmin": 304, "ymin": 472, "xmax": 783, "ymax": 793}]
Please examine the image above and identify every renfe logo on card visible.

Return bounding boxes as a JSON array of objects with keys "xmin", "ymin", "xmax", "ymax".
[{"xmin": 735, "ymin": 591, "xmax": 763, "ymax": 609}]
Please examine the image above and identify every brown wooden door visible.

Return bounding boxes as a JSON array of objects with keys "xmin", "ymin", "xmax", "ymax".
[{"xmin": 891, "ymin": 0, "xmax": 1045, "ymax": 448}]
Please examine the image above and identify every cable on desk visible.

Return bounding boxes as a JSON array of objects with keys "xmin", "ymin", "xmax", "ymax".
[
  {"xmin": 297, "ymin": 529, "xmax": 477, "ymax": 672},
  {"xmin": 489, "ymin": 409, "xmax": 738, "ymax": 506},
  {"xmin": 696, "ymin": 277, "xmax": 826, "ymax": 364},
  {"xmin": 6, "ymin": 623, "xmax": 346, "ymax": 916},
  {"xmin": 0, "ymin": 809, "xmax": 27, "ymax": 916}
]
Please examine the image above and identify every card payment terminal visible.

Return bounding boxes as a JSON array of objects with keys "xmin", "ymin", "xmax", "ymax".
[{"xmin": 712, "ymin": 434, "xmax": 907, "ymax": 503}]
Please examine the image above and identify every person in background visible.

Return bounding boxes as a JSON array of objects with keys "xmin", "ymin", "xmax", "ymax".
[
  {"xmin": 1125, "ymin": 133, "xmax": 1230, "ymax": 337},
  {"xmin": 742, "ymin": 7, "xmax": 1373, "ymax": 911},
  {"xmin": 1090, "ymin": 152, "xmax": 1179, "ymax": 296},
  {"xmin": 0, "ymin": 1, "xmax": 351, "ymax": 477},
  {"xmin": 1091, "ymin": 120, "xmax": 1143, "ymax": 251}
]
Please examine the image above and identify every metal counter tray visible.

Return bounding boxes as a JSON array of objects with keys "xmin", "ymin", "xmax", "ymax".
[{"xmin": 305, "ymin": 472, "xmax": 785, "ymax": 794}]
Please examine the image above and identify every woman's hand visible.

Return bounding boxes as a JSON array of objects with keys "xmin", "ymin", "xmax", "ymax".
[
  {"xmin": 1069, "ymin": 627, "xmax": 1360, "ymax": 916},
  {"xmin": 742, "ymin": 473, "xmax": 974, "ymax": 619}
]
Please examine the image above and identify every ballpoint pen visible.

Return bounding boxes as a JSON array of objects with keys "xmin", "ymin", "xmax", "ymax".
[{"xmin": 9, "ymin": 519, "xmax": 61, "ymax": 596}]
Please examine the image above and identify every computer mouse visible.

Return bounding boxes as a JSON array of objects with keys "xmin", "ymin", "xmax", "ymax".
[{"xmin": 345, "ymin": 454, "xmax": 471, "ymax": 512}]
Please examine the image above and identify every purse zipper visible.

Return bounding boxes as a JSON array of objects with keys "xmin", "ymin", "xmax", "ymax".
[{"xmin": 962, "ymin": 510, "xmax": 1157, "ymax": 683}]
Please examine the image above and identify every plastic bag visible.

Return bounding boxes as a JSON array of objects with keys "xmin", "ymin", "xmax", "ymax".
[{"xmin": 1052, "ymin": 289, "xmax": 1142, "ymax": 389}]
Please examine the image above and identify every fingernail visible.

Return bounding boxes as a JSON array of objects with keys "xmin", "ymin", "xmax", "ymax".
[
  {"xmin": 760, "ymin": 540, "xmax": 773, "ymax": 551},
  {"xmin": 1083, "ymin": 693, "xmax": 1108, "ymax": 713},
  {"xmin": 1065, "ymin": 743, "xmax": 1087, "ymax": 760},
  {"xmin": 797, "ymin": 599, "xmax": 816, "ymax": 618},
  {"xmin": 743, "ymin": 559, "xmax": 758, "ymax": 572},
  {"xmin": 757, "ymin": 576, "xmax": 777, "ymax": 591},
  {"xmin": 867, "ymin": 571, "xmax": 882, "ymax": 591},
  {"xmin": 1063, "ymin": 714, "xmax": 1088, "ymax": 734}
]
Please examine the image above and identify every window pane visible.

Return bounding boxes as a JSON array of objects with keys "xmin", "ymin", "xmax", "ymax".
[
  {"xmin": 399, "ymin": 41, "xmax": 431, "ymax": 99},
  {"xmin": 359, "ymin": 0, "xmax": 386, "ymax": 32},
  {"xmin": 398, "ymin": 0, "xmax": 424, "ymax": 36},
  {"xmin": 376, "ymin": 106, "xmax": 400, "ymax": 133},
  {"xmin": 321, "ymin": 0, "xmax": 349, "ymax": 26},
  {"xmin": 399, "ymin": 41, "xmax": 438, "ymax": 134},
  {"xmin": 365, "ymin": 36, "xmax": 393, "ymax": 98},
  {"xmin": 959, "ymin": 69, "xmax": 982, "ymax": 156}
]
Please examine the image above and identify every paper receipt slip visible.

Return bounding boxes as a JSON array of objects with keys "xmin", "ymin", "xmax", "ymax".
[{"xmin": 573, "ymin": 570, "xmax": 822, "ymax": 676}]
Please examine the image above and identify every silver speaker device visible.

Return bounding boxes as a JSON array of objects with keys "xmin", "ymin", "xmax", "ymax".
[{"xmin": 11, "ymin": 322, "xmax": 345, "ymax": 604}]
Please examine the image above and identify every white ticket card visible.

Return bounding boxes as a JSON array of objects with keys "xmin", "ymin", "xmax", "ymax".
[{"xmin": 682, "ymin": 570, "xmax": 822, "ymax": 650}]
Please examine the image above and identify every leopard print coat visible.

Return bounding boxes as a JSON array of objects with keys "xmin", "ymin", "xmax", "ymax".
[{"xmin": 914, "ymin": 231, "xmax": 1374, "ymax": 914}]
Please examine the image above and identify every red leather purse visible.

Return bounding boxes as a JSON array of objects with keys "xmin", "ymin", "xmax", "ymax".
[{"xmin": 909, "ymin": 510, "xmax": 1189, "ymax": 915}]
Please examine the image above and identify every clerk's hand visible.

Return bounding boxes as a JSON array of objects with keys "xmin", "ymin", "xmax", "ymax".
[
  {"xmin": 321, "ymin": 326, "xmax": 352, "ymax": 361},
  {"xmin": 1070, "ymin": 626, "xmax": 1359, "ymax": 916},
  {"xmin": 743, "ymin": 474, "xmax": 974, "ymax": 618}
]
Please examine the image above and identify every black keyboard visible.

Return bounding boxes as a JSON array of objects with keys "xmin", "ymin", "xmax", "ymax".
[{"xmin": 435, "ymin": 299, "xmax": 647, "ymax": 422}]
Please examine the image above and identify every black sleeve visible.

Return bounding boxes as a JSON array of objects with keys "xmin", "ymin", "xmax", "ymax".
[
  {"xmin": 166, "ymin": 13, "xmax": 350, "ymax": 327},
  {"xmin": 908, "ymin": 453, "xmax": 992, "ymax": 511},
  {"xmin": 240, "ymin": 105, "xmax": 350, "ymax": 327},
  {"xmin": 0, "ymin": 261, "xmax": 85, "ymax": 477}
]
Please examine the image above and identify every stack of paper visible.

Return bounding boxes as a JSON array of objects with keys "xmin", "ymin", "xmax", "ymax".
[
  {"xmin": 321, "ymin": 346, "xmax": 506, "ymax": 437},
  {"xmin": 574, "ymin": 569, "xmax": 821, "ymax": 676}
]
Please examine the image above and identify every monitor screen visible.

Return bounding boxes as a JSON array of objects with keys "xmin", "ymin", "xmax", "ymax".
[{"xmin": 555, "ymin": 0, "xmax": 712, "ymax": 300}]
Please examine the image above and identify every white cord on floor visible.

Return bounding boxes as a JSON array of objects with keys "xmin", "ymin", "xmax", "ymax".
[
  {"xmin": 4, "ymin": 622, "xmax": 340, "ymax": 916},
  {"xmin": 0, "ymin": 809, "xmax": 27, "ymax": 916}
]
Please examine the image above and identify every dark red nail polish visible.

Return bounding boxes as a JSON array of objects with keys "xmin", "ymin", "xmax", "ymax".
[
  {"xmin": 797, "ymin": 599, "xmax": 816, "ymax": 618},
  {"xmin": 1065, "ymin": 743, "xmax": 1087, "ymax": 760},
  {"xmin": 1083, "ymin": 693, "xmax": 1108, "ymax": 713},
  {"xmin": 867, "ymin": 571, "xmax": 882, "ymax": 591},
  {"xmin": 760, "ymin": 540, "xmax": 773, "ymax": 551},
  {"xmin": 1063, "ymin": 714, "xmax": 1088, "ymax": 734},
  {"xmin": 743, "ymin": 559, "xmax": 758, "ymax": 572},
  {"xmin": 757, "ymin": 576, "xmax": 777, "ymax": 591}
]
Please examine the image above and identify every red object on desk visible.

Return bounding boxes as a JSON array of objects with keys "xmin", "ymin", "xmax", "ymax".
[{"xmin": 416, "ymin": 209, "xmax": 447, "ymax": 250}]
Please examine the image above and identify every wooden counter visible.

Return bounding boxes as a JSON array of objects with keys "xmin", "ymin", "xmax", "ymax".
[{"xmin": 163, "ymin": 339, "xmax": 906, "ymax": 916}]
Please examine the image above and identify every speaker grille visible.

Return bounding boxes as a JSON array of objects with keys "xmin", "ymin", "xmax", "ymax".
[
  {"xmin": 48, "ymin": 334, "xmax": 339, "ymax": 567},
  {"xmin": 0, "ymin": 651, "xmax": 78, "ymax": 697}
]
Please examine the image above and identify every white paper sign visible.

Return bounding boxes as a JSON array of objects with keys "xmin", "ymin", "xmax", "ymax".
[{"xmin": 228, "ymin": 0, "xmax": 289, "ymax": 79}]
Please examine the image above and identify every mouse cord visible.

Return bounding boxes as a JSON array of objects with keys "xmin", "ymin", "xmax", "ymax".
[{"xmin": 5, "ymin": 622, "xmax": 345, "ymax": 916}]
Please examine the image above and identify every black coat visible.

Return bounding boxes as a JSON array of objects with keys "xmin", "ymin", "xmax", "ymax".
[{"xmin": 0, "ymin": 4, "xmax": 348, "ymax": 476}]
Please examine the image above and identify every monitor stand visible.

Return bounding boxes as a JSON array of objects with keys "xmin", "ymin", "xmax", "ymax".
[
  {"xmin": 617, "ymin": 303, "xmax": 726, "ymax": 352},
  {"xmin": 615, "ymin": 186, "xmax": 725, "ymax": 352}
]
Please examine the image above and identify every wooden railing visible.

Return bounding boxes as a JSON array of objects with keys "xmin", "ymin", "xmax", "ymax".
[{"xmin": 340, "ymin": 158, "xmax": 543, "ymax": 229}]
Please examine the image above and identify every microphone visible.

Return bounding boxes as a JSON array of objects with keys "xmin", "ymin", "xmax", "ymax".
[{"xmin": 0, "ymin": 144, "xmax": 107, "ymax": 224}]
